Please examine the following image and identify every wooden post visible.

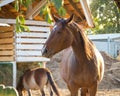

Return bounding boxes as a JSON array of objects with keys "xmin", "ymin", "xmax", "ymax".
[
  {"xmin": 12, "ymin": 62, "xmax": 17, "ymax": 87},
  {"xmin": 13, "ymin": 25, "xmax": 17, "ymax": 88},
  {"xmin": 79, "ymin": 0, "xmax": 94, "ymax": 27},
  {"xmin": 107, "ymin": 36, "xmax": 111, "ymax": 55},
  {"xmin": 26, "ymin": 0, "xmax": 47, "ymax": 19},
  {"xmin": 43, "ymin": 61, "xmax": 46, "ymax": 68}
]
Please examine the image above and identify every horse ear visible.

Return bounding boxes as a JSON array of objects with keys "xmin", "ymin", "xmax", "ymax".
[
  {"xmin": 51, "ymin": 14, "xmax": 59, "ymax": 22},
  {"xmin": 66, "ymin": 14, "xmax": 74, "ymax": 24}
]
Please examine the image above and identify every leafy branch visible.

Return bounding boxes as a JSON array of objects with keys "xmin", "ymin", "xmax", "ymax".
[{"xmin": 14, "ymin": 0, "xmax": 66, "ymax": 32}]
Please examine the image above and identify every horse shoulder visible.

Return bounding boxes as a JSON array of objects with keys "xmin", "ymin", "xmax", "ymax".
[{"xmin": 60, "ymin": 47, "xmax": 73, "ymax": 81}]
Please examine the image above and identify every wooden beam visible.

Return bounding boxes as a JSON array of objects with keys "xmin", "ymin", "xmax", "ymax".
[
  {"xmin": 26, "ymin": 0, "xmax": 47, "ymax": 19},
  {"xmin": 0, "ymin": 23, "xmax": 10, "ymax": 26},
  {"xmin": 26, "ymin": 3, "xmax": 33, "ymax": 19},
  {"xmin": 0, "ymin": 44, "xmax": 14, "ymax": 50},
  {"xmin": 64, "ymin": 5, "xmax": 81, "ymax": 22},
  {"xmin": 0, "ymin": 31, "xmax": 14, "ymax": 38},
  {"xmin": 0, "ymin": 26, "xmax": 14, "ymax": 32},
  {"xmin": 80, "ymin": 0, "xmax": 94, "ymax": 27},
  {"xmin": 68, "ymin": 0, "xmax": 84, "ymax": 21},
  {"xmin": 0, "ymin": 38, "xmax": 14, "ymax": 44},
  {"xmin": 0, "ymin": 56, "xmax": 14, "ymax": 61},
  {"xmin": 0, "ymin": 19, "xmax": 51, "ymax": 26},
  {"xmin": 0, "ymin": 51, "xmax": 14, "ymax": 56},
  {"xmin": 0, "ymin": 0, "xmax": 14, "ymax": 7}
]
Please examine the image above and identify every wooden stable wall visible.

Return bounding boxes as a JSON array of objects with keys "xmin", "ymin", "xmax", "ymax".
[
  {"xmin": 0, "ymin": 26, "xmax": 14, "ymax": 61},
  {"xmin": 16, "ymin": 26, "xmax": 50, "ymax": 62},
  {"xmin": 0, "ymin": 19, "xmax": 51, "ymax": 87}
]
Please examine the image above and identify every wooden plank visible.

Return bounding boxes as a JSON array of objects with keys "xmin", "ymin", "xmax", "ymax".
[
  {"xmin": 0, "ymin": 31, "xmax": 14, "ymax": 38},
  {"xmin": 28, "ymin": 26, "xmax": 50, "ymax": 32},
  {"xmin": 16, "ymin": 57, "xmax": 50, "ymax": 62},
  {"xmin": 16, "ymin": 44, "xmax": 43, "ymax": 50},
  {"xmin": 68, "ymin": 0, "xmax": 84, "ymax": 20},
  {"xmin": 0, "ymin": 19, "xmax": 51, "ymax": 26},
  {"xmin": 0, "ymin": 38, "xmax": 14, "ymax": 44},
  {"xmin": 0, "ymin": 50, "xmax": 14, "ymax": 55},
  {"xmin": 16, "ymin": 38, "xmax": 47, "ymax": 44},
  {"xmin": 79, "ymin": 0, "xmax": 94, "ymax": 27},
  {"xmin": 16, "ymin": 50, "xmax": 42, "ymax": 56},
  {"xmin": 16, "ymin": 32, "xmax": 49, "ymax": 38},
  {"xmin": 0, "ymin": 56, "xmax": 14, "ymax": 61},
  {"xmin": 26, "ymin": 0, "xmax": 47, "ymax": 19},
  {"xmin": 0, "ymin": 0, "xmax": 14, "ymax": 7},
  {"xmin": 0, "ymin": 44, "xmax": 14, "ymax": 49},
  {"xmin": 0, "ymin": 26, "xmax": 14, "ymax": 32}
]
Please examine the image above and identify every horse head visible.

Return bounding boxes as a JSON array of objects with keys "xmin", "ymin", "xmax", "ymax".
[{"xmin": 42, "ymin": 14, "xmax": 74, "ymax": 58}]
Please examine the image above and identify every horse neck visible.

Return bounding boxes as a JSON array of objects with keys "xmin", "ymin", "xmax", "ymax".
[{"xmin": 67, "ymin": 22, "xmax": 94, "ymax": 61}]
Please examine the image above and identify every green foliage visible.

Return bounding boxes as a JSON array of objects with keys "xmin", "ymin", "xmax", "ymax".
[
  {"xmin": 15, "ymin": 0, "xmax": 32, "ymax": 32},
  {"xmin": 38, "ymin": 62, "xmax": 43, "ymax": 67},
  {"xmin": 0, "ymin": 84, "xmax": 18, "ymax": 96},
  {"xmin": 88, "ymin": 0, "xmax": 120, "ymax": 34},
  {"xmin": 52, "ymin": 0, "xmax": 62, "ymax": 10},
  {"xmin": 15, "ymin": 0, "xmax": 32, "ymax": 11},
  {"xmin": 0, "ymin": 63, "xmax": 13, "ymax": 86},
  {"xmin": 40, "ymin": 5, "xmax": 52, "ymax": 23},
  {"xmin": 14, "ymin": 0, "xmax": 66, "ymax": 32},
  {"xmin": 14, "ymin": 0, "xmax": 19, "ymax": 12},
  {"xmin": 51, "ymin": 0, "xmax": 66, "ymax": 16},
  {"xmin": 58, "ymin": 7, "xmax": 66, "ymax": 16},
  {"xmin": 40, "ymin": 0, "xmax": 66, "ymax": 23},
  {"xmin": 16, "ymin": 15, "xmax": 29, "ymax": 32}
]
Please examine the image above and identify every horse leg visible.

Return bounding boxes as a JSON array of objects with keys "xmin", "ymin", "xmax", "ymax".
[
  {"xmin": 47, "ymin": 82, "xmax": 53, "ymax": 96},
  {"xmin": 67, "ymin": 83, "xmax": 79, "ymax": 96},
  {"xmin": 27, "ymin": 90, "xmax": 32, "ymax": 96},
  {"xmin": 41, "ymin": 89, "xmax": 45, "ymax": 96},
  {"xmin": 89, "ymin": 82, "xmax": 98, "ymax": 96},
  {"xmin": 81, "ymin": 88, "xmax": 89, "ymax": 96},
  {"xmin": 49, "ymin": 87, "xmax": 53, "ymax": 96}
]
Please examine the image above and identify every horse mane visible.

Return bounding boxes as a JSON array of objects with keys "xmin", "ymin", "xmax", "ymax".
[{"xmin": 68, "ymin": 22, "xmax": 95, "ymax": 59}]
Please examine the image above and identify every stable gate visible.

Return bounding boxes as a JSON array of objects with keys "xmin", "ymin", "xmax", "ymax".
[{"xmin": 0, "ymin": 19, "xmax": 51, "ymax": 87}]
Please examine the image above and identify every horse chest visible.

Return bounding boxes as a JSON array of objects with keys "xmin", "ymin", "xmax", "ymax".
[{"xmin": 64, "ymin": 60, "xmax": 98, "ymax": 87}]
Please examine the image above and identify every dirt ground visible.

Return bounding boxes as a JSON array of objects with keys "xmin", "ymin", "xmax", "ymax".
[
  {"xmin": 24, "ymin": 89, "xmax": 120, "ymax": 96},
  {"xmin": 25, "ymin": 51, "xmax": 120, "ymax": 96},
  {"xmin": 23, "ymin": 86, "xmax": 120, "ymax": 96}
]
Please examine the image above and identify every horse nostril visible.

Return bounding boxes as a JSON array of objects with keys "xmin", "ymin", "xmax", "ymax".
[
  {"xmin": 44, "ymin": 48, "xmax": 48, "ymax": 54},
  {"xmin": 42, "ymin": 46, "xmax": 48, "ymax": 55}
]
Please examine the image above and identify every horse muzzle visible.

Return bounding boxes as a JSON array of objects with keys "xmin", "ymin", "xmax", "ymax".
[{"xmin": 41, "ymin": 46, "xmax": 53, "ymax": 58}]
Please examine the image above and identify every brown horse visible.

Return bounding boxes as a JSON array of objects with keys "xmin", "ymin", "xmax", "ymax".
[
  {"xmin": 42, "ymin": 15, "xmax": 104, "ymax": 96},
  {"xmin": 16, "ymin": 67, "xmax": 60, "ymax": 96}
]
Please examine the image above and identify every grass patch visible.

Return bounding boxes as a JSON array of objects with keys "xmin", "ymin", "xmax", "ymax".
[{"xmin": 0, "ymin": 63, "xmax": 13, "ymax": 86}]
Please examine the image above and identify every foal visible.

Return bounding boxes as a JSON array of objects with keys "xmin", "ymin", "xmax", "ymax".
[{"xmin": 17, "ymin": 67, "xmax": 60, "ymax": 96}]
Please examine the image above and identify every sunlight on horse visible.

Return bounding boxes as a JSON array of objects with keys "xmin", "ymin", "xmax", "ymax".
[
  {"xmin": 16, "ymin": 67, "xmax": 60, "ymax": 96},
  {"xmin": 42, "ymin": 14, "xmax": 104, "ymax": 96}
]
